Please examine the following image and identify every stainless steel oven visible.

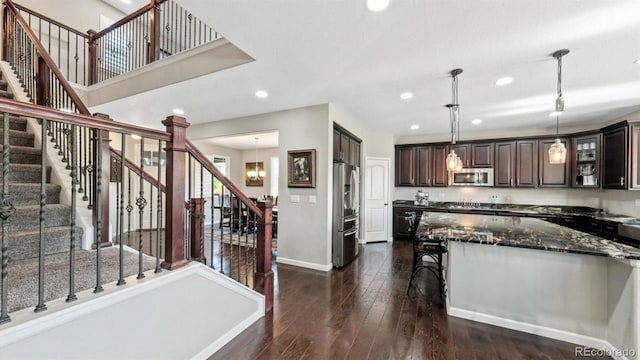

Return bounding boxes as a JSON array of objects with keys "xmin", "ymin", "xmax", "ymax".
[{"xmin": 449, "ymin": 168, "xmax": 494, "ymax": 187}]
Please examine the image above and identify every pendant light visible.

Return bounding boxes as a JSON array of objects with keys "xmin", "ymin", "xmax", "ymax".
[
  {"xmin": 445, "ymin": 68, "xmax": 463, "ymax": 172},
  {"xmin": 548, "ymin": 49, "xmax": 569, "ymax": 164},
  {"xmin": 247, "ymin": 137, "xmax": 266, "ymax": 180}
]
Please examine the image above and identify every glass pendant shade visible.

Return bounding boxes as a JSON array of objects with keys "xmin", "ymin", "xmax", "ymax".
[
  {"xmin": 446, "ymin": 150, "xmax": 459, "ymax": 172},
  {"xmin": 548, "ymin": 138, "xmax": 567, "ymax": 164},
  {"xmin": 455, "ymin": 157, "xmax": 464, "ymax": 171}
]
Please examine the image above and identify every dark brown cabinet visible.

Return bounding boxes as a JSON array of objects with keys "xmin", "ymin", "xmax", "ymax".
[
  {"xmin": 394, "ymin": 145, "xmax": 448, "ymax": 187},
  {"xmin": 431, "ymin": 145, "xmax": 448, "ymax": 187},
  {"xmin": 494, "ymin": 141, "xmax": 516, "ymax": 187},
  {"xmin": 602, "ymin": 125, "xmax": 628, "ymax": 189},
  {"xmin": 395, "ymin": 147, "xmax": 415, "ymax": 186},
  {"xmin": 632, "ymin": 124, "xmax": 640, "ymax": 189},
  {"xmin": 571, "ymin": 133, "xmax": 600, "ymax": 188},
  {"xmin": 471, "ymin": 143, "xmax": 494, "ymax": 168},
  {"xmin": 349, "ymin": 138, "xmax": 360, "ymax": 168},
  {"xmin": 538, "ymin": 138, "xmax": 570, "ymax": 187},
  {"xmin": 516, "ymin": 140, "xmax": 538, "ymax": 187},
  {"xmin": 449, "ymin": 144, "xmax": 470, "ymax": 168},
  {"xmin": 393, "ymin": 207, "xmax": 421, "ymax": 240},
  {"xmin": 415, "ymin": 146, "xmax": 432, "ymax": 186},
  {"xmin": 333, "ymin": 124, "xmax": 361, "ymax": 167}
]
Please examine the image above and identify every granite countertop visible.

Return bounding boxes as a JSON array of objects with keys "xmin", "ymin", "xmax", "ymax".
[
  {"xmin": 417, "ymin": 211, "xmax": 640, "ymax": 260},
  {"xmin": 393, "ymin": 200, "xmax": 638, "ymax": 224}
]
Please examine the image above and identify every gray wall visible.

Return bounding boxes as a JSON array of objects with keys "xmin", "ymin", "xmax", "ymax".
[
  {"xmin": 188, "ymin": 105, "xmax": 332, "ymax": 270},
  {"xmin": 17, "ymin": 0, "xmax": 125, "ymax": 33}
]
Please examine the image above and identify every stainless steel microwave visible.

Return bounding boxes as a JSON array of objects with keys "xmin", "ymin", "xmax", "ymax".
[{"xmin": 449, "ymin": 168, "xmax": 494, "ymax": 187}]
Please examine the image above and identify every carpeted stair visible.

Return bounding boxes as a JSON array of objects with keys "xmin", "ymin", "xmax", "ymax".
[{"xmin": 0, "ymin": 66, "xmax": 155, "ymax": 315}]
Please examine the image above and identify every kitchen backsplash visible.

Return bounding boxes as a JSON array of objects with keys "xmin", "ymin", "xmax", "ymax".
[{"xmin": 394, "ymin": 187, "xmax": 640, "ymax": 217}]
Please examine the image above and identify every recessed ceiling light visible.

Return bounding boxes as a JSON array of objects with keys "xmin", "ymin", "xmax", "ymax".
[
  {"xmin": 495, "ymin": 77, "xmax": 514, "ymax": 86},
  {"xmin": 635, "ymin": 59, "xmax": 640, "ymax": 64},
  {"xmin": 471, "ymin": 119, "xmax": 483, "ymax": 125},
  {"xmin": 410, "ymin": 125, "xmax": 419, "ymax": 130},
  {"xmin": 400, "ymin": 92, "xmax": 413, "ymax": 100},
  {"xmin": 367, "ymin": 0, "xmax": 390, "ymax": 12},
  {"xmin": 121, "ymin": 0, "xmax": 131, "ymax": 4},
  {"xmin": 549, "ymin": 111, "xmax": 563, "ymax": 117},
  {"xmin": 131, "ymin": 134, "xmax": 142, "ymax": 140},
  {"xmin": 255, "ymin": 90, "xmax": 269, "ymax": 99},
  {"xmin": 172, "ymin": 108, "xmax": 185, "ymax": 115}
]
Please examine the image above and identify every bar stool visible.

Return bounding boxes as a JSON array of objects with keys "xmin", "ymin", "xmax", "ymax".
[{"xmin": 406, "ymin": 212, "xmax": 447, "ymax": 303}]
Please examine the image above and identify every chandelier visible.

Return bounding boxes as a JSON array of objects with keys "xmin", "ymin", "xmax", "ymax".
[
  {"xmin": 446, "ymin": 68, "xmax": 464, "ymax": 172},
  {"xmin": 247, "ymin": 137, "xmax": 266, "ymax": 180},
  {"xmin": 549, "ymin": 49, "xmax": 569, "ymax": 164}
]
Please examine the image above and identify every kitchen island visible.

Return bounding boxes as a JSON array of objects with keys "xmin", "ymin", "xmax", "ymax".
[{"xmin": 418, "ymin": 212, "xmax": 640, "ymax": 360}]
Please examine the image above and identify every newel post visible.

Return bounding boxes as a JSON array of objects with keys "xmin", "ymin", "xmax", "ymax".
[
  {"xmin": 35, "ymin": 56, "xmax": 49, "ymax": 106},
  {"xmin": 189, "ymin": 198, "xmax": 206, "ymax": 263},
  {"xmin": 87, "ymin": 30, "xmax": 97, "ymax": 85},
  {"xmin": 2, "ymin": 3, "xmax": 10, "ymax": 62},
  {"xmin": 148, "ymin": 0, "xmax": 160, "ymax": 63},
  {"xmin": 92, "ymin": 113, "xmax": 112, "ymax": 247},
  {"xmin": 255, "ymin": 200, "xmax": 273, "ymax": 313},
  {"xmin": 161, "ymin": 116, "xmax": 190, "ymax": 270}
]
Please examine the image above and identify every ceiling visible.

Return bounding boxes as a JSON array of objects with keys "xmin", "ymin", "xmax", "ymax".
[
  {"xmin": 199, "ymin": 131, "xmax": 279, "ymax": 150},
  {"xmin": 94, "ymin": 0, "xmax": 640, "ymax": 142}
]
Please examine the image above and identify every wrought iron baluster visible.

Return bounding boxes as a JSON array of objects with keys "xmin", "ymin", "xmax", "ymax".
[
  {"xmin": 127, "ymin": 168, "xmax": 132, "ymax": 247},
  {"xmin": 137, "ymin": 138, "xmax": 146, "ymax": 279},
  {"xmin": 0, "ymin": 113, "xmax": 16, "ymax": 324},
  {"xmin": 210, "ymin": 172, "xmax": 214, "ymax": 270},
  {"xmin": 155, "ymin": 140, "xmax": 162, "ymax": 273},
  {"xmin": 66, "ymin": 124, "xmax": 77, "ymax": 302},
  {"xmin": 35, "ymin": 114, "xmax": 48, "ymax": 313},
  {"xmin": 245, "ymin": 208, "xmax": 249, "ymax": 286},
  {"xmin": 94, "ymin": 129, "xmax": 104, "ymax": 294},
  {"xmin": 63, "ymin": 126, "xmax": 70, "ymax": 168},
  {"xmin": 77, "ymin": 124, "xmax": 84, "ymax": 194},
  {"xmin": 186, "ymin": 154, "xmax": 191, "ymax": 259},
  {"xmin": 199, "ymin": 162, "xmax": 204, "ymax": 264}
]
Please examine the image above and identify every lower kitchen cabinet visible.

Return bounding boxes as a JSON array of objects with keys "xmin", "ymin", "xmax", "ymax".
[{"xmin": 393, "ymin": 207, "xmax": 421, "ymax": 240}]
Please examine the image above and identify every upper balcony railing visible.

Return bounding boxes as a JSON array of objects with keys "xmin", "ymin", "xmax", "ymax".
[{"xmin": 3, "ymin": 0, "xmax": 221, "ymax": 86}]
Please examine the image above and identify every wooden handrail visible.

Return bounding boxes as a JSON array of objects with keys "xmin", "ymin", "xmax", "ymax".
[
  {"xmin": 3, "ymin": 0, "xmax": 90, "ymax": 115},
  {"xmin": 0, "ymin": 97, "xmax": 171, "ymax": 141},
  {"xmin": 11, "ymin": 1, "xmax": 88, "ymax": 38},
  {"xmin": 93, "ymin": 0, "xmax": 167, "ymax": 40},
  {"xmin": 185, "ymin": 140, "xmax": 264, "ymax": 218},
  {"xmin": 109, "ymin": 147, "xmax": 166, "ymax": 193}
]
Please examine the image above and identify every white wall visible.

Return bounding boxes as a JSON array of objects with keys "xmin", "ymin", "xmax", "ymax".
[
  {"xmin": 188, "ymin": 105, "xmax": 332, "ymax": 270},
  {"xmin": 17, "ymin": 0, "xmax": 125, "ymax": 33}
]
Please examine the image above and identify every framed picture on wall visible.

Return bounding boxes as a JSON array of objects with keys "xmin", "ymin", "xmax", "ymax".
[{"xmin": 287, "ymin": 149, "xmax": 316, "ymax": 188}]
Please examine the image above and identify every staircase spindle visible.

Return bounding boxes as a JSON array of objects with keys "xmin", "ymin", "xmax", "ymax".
[
  {"xmin": 137, "ymin": 137, "xmax": 146, "ymax": 279},
  {"xmin": 126, "ymin": 168, "xmax": 132, "ymax": 247},
  {"xmin": 35, "ymin": 115, "xmax": 48, "ymax": 313},
  {"xmin": 219, "ymin": 186, "xmax": 225, "ymax": 274},
  {"xmin": 209, "ymin": 173, "xmax": 214, "ymax": 270},
  {"xmin": 66, "ymin": 124, "xmax": 77, "ymax": 302},
  {"xmin": 155, "ymin": 140, "xmax": 162, "ymax": 273},
  {"xmin": 186, "ymin": 154, "xmax": 192, "ymax": 259},
  {"xmin": 77, "ymin": 124, "xmax": 84, "ymax": 193},
  {"xmin": 93, "ymin": 129, "xmax": 103, "ymax": 294},
  {"xmin": 82, "ymin": 127, "xmax": 89, "ymax": 201},
  {"xmin": 117, "ymin": 134, "xmax": 126, "ymax": 286},
  {"xmin": 199, "ymin": 162, "xmax": 204, "ymax": 264},
  {"xmin": 0, "ymin": 113, "xmax": 16, "ymax": 324}
]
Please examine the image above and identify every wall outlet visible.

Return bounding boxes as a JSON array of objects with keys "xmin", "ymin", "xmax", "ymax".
[
  {"xmin": 291, "ymin": 195, "xmax": 300, "ymax": 203},
  {"xmin": 636, "ymin": 199, "xmax": 640, "ymax": 207},
  {"xmin": 309, "ymin": 195, "xmax": 317, "ymax": 203}
]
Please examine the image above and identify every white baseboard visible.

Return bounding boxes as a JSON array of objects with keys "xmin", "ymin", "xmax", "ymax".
[
  {"xmin": 276, "ymin": 256, "xmax": 332, "ymax": 272},
  {"xmin": 448, "ymin": 307, "xmax": 631, "ymax": 360}
]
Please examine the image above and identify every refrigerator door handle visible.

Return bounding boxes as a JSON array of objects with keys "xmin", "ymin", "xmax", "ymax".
[{"xmin": 344, "ymin": 228, "xmax": 358, "ymax": 237}]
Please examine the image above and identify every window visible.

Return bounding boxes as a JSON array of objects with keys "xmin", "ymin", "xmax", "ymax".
[{"xmin": 100, "ymin": 15, "xmax": 128, "ymax": 74}]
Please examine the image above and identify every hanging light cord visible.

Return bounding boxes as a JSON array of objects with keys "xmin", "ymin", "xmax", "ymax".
[
  {"xmin": 449, "ymin": 72, "xmax": 460, "ymax": 144},
  {"xmin": 557, "ymin": 54, "xmax": 563, "ymax": 99},
  {"xmin": 556, "ymin": 115, "xmax": 560, "ymax": 138}
]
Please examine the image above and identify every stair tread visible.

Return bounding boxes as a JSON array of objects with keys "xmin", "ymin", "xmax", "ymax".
[
  {"xmin": 0, "ymin": 89, "xmax": 14, "ymax": 98},
  {"xmin": 0, "ymin": 129, "xmax": 33, "ymax": 137},
  {"xmin": 8, "ymin": 225, "xmax": 78, "ymax": 236},
  {"xmin": 13, "ymin": 203, "xmax": 70, "ymax": 210}
]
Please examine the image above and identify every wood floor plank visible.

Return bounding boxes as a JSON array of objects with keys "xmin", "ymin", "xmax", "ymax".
[{"xmin": 208, "ymin": 241, "xmax": 612, "ymax": 360}]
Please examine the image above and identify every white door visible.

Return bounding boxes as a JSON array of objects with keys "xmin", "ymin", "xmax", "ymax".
[{"xmin": 364, "ymin": 157, "xmax": 390, "ymax": 243}]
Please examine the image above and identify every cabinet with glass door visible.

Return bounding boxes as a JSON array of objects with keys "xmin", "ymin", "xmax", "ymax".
[{"xmin": 571, "ymin": 133, "xmax": 600, "ymax": 188}]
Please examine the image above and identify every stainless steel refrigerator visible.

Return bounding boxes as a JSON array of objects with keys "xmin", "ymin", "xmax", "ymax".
[{"xmin": 333, "ymin": 163, "xmax": 360, "ymax": 268}]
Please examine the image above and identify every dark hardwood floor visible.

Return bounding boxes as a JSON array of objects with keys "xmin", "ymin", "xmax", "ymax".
[{"xmin": 209, "ymin": 241, "xmax": 610, "ymax": 360}]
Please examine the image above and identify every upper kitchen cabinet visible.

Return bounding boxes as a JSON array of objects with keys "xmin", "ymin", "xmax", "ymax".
[
  {"xmin": 333, "ymin": 123, "xmax": 361, "ymax": 167},
  {"xmin": 431, "ymin": 145, "xmax": 448, "ymax": 187},
  {"xmin": 538, "ymin": 138, "xmax": 570, "ymax": 187},
  {"xmin": 602, "ymin": 122, "xmax": 628, "ymax": 189},
  {"xmin": 631, "ymin": 124, "xmax": 640, "ymax": 189},
  {"xmin": 394, "ymin": 144, "xmax": 448, "ymax": 187},
  {"xmin": 395, "ymin": 146, "xmax": 415, "ymax": 186},
  {"xmin": 471, "ymin": 143, "xmax": 494, "ymax": 168},
  {"xmin": 516, "ymin": 140, "xmax": 538, "ymax": 187},
  {"xmin": 571, "ymin": 133, "xmax": 601, "ymax": 188},
  {"xmin": 449, "ymin": 144, "xmax": 470, "ymax": 168},
  {"xmin": 495, "ymin": 141, "xmax": 516, "ymax": 187}
]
